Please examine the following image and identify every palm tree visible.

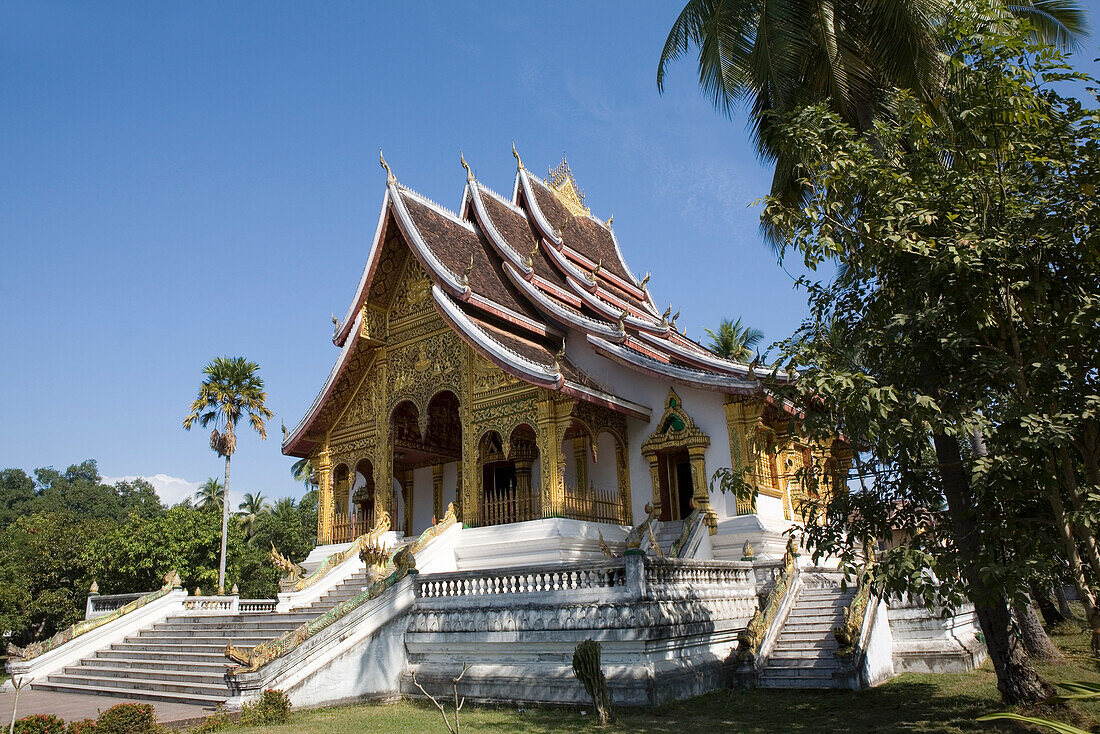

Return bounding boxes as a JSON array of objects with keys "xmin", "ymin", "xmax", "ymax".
[
  {"xmin": 290, "ymin": 458, "xmax": 314, "ymax": 489},
  {"xmin": 195, "ymin": 478, "xmax": 224, "ymax": 511},
  {"xmin": 237, "ymin": 491, "xmax": 270, "ymax": 541},
  {"xmin": 656, "ymin": 0, "xmax": 1086, "ymax": 243},
  {"xmin": 705, "ymin": 318, "xmax": 764, "ymax": 361},
  {"xmin": 183, "ymin": 356, "xmax": 274, "ymax": 594}
]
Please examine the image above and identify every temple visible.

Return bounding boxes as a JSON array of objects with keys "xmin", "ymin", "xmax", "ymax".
[
  {"xmin": 8, "ymin": 149, "xmax": 982, "ymax": 709},
  {"xmin": 283, "ymin": 148, "xmax": 852, "ymax": 564}
]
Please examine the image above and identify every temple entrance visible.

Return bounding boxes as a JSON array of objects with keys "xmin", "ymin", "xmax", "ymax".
[
  {"xmin": 656, "ymin": 448, "xmax": 693, "ymax": 521},
  {"xmin": 352, "ymin": 458, "xmax": 375, "ymax": 531},
  {"xmin": 478, "ymin": 425, "xmax": 539, "ymax": 526},
  {"xmin": 389, "ymin": 391, "xmax": 462, "ymax": 537}
]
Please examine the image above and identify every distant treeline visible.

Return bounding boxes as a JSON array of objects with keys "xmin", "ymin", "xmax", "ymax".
[{"xmin": 0, "ymin": 459, "xmax": 315, "ymax": 648}]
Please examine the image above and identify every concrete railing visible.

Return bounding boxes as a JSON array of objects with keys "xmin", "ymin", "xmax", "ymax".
[
  {"xmin": 418, "ymin": 559, "xmax": 627, "ymax": 599},
  {"xmin": 239, "ymin": 599, "xmax": 278, "ymax": 614},
  {"xmin": 85, "ymin": 592, "xmax": 144, "ymax": 619}
]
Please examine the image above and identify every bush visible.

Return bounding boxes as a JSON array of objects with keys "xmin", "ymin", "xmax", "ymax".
[
  {"xmin": 68, "ymin": 720, "xmax": 97, "ymax": 734},
  {"xmin": 95, "ymin": 703, "xmax": 159, "ymax": 734},
  {"xmin": 239, "ymin": 689, "xmax": 291, "ymax": 726},
  {"xmin": 13, "ymin": 714, "xmax": 67, "ymax": 734},
  {"xmin": 190, "ymin": 705, "xmax": 230, "ymax": 733}
]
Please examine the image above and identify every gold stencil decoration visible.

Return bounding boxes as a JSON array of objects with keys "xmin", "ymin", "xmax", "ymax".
[{"xmin": 547, "ymin": 157, "xmax": 590, "ymax": 217}]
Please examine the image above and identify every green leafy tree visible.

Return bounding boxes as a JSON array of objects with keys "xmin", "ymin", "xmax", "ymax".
[
  {"xmin": 112, "ymin": 478, "xmax": 164, "ymax": 520},
  {"xmin": 761, "ymin": 11, "xmax": 1099, "ymax": 702},
  {"xmin": 0, "ymin": 469, "xmax": 36, "ymax": 529},
  {"xmin": 183, "ymin": 357, "xmax": 274, "ymax": 594},
  {"xmin": 657, "ymin": 0, "xmax": 1085, "ymax": 243},
  {"xmin": 704, "ymin": 317, "xmax": 763, "ymax": 361}
]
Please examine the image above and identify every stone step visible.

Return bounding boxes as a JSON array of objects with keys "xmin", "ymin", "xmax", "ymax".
[
  {"xmin": 132, "ymin": 636, "xmax": 280, "ymax": 647},
  {"xmin": 760, "ymin": 665, "xmax": 837, "ymax": 680},
  {"xmin": 781, "ymin": 622, "xmax": 841, "ymax": 633},
  {"xmin": 96, "ymin": 649, "xmax": 230, "ymax": 663},
  {"xmin": 757, "ymin": 675, "xmax": 840, "ymax": 689},
  {"xmin": 769, "ymin": 648, "xmax": 836, "ymax": 661},
  {"xmin": 774, "ymin": 637, "xmax": 839, "ymax": 650},
  {"xmin": 83, "ymin": 657, "xmax": 233, "ymax": 674},
  {"xmin": 766, "ymin": 657, "xmax": 839, "ymax": 671},
  {"xmin": 109, "ymin": 642, "xmax": 228, "ymax": 655},
  {"xmin": 143, "ymin": 625, "xmax": 301, "ymax": 637},
  {"xmin": 60, "ymin": 665, "xmax": 227, "ymax": 686},
  {"xmin": 152, "ymin": 620, "xmax": 308, "ymax": 632},
  {"xmin": 33, "ymin": 679, "xmax": 228, "ymax": 705},
  {"xmin": 44, "ymin": 672, "xmax": 228, "ymax": 698}
]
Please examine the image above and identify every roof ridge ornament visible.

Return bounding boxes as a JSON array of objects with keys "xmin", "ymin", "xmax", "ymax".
[
  {"xmin": 547, "ymin": 156, "xmax": 590, "ymax": 217},
  {"xmin": 661, "ymin": 304, "xmax": 672, "ymax": 326},
  {"xmin": 459, "ymin": 253, "xmax": 474, "ymax": 286},
  {"xmin": 512, "ymin": 142, "xmax": 524, "ymax": 170},
  {"xmin": 617, "ymin": 309, "xmax": 628, "ymax": 334},
  {"xmin": 380, "ymin": 150, "xmax": 395, "ymax": 185},
  {"xmin": 461, "ymin": 150, "xmax": 473, "ymax": 180},
  {"xmin": 524, "ymin": 242, "xmax": 538, "ymax": 270},
  {"xmin": 553, "ymin": 339, "xmax": 566, "ymax": 371},
  {"xmin": 607, "ymin": 214, "xmax": 613, "ymax": 226},
  {"xmin": 641, "ymin": 272, "xmax": 651, "ymax": 289}
]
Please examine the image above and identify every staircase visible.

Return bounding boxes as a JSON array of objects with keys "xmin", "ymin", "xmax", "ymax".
[
  {"xmin": 758, "ymin": 583, "xmax": 854, "ymax": 689},
  {"xmin": 652, "ymin": 519, "xmax": 683, "ymax": 555},
  {"xmin": 33, "ymin": 566, "xmax": 382, "ymax": 705}
]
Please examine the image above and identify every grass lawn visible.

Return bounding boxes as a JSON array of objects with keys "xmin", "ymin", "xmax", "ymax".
[{"xmin": 211, "ymin": 627, "xmax": 1100, "ymax": 734}]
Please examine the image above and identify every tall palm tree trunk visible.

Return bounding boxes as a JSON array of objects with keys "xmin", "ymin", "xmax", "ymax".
[{"xmin": 220, "ymin": 453, "xmax": 230, "ymax": 594}]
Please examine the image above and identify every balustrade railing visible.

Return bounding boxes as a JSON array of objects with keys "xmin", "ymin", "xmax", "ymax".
[
  {"xmin": 86, "ymin": 592, "xmax": 144, "ymax": 619},
  {"xmin": 182, "ymin": 596, "xmax": 238, "ymax": 613},
  {"xmin": 331, "ymin": 516, "xmax": 370, "ymax": 545},
  {"xmin": 239, "ymin": 599, "xmax": 278, "ymax": 614},
  {"xmin": 645, "ymin": 558, "xmax": 754, "ymax": 588},
  {"xmin": 479, "ymin": 487, "xmax": 539, "ymax": 527},
  {"xmin": 560, "ymin": 483, "xmax": 625, "ymax": 525},
  {"xmin": 418, "ymin": 559, "xmax": 627, "ymax": 599}
]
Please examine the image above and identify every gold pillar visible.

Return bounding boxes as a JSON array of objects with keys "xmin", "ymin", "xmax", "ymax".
[
  {"xmin": 687, "ymin": 445, "xmax": 716, "ymax": 531},
  {"xmin": 316, "ymin": 447, "xmax": 333, "ymax": 544},
  {"xmin": 724, "ymin": 397, "xmax": 763, "ymax": 515},
  {"xmin": 573, "ymin": 436, "xmax": 589, "ymax": 491},
  {"xmin": 536, "ymin": 393, "xmax": 573, "ymax": 517},
  {"xmin": 455, "ymin": 460, "xmax": 466, "ymax": 523},
  {"xmin": 647, "ymin": 455, "xmax": 662, "ymax": 517},
  {"xmin": 514, "ymin": 457, "xmax": 533, "ymax": 520},
  {"xmin": 615, "ymin": 439, "xmax": 632, "ymax": 524},
  {"xmin": 432, "ymin": 464, "xmax": 444, "ymax": 521},
  {"xmin": 401, "ymin": 467, "xmax": 414, "ymax": 534}
]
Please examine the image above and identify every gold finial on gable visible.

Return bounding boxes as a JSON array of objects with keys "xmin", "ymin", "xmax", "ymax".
[
  {"xmin": 607, "ymin": 214, "xmax": 613, "ymax": 226},
  {"xmin": 512, "ymin": 142, "xmax": 524, "ymax": 170},
  {"xmin": 460, "ymin": 253, "xmax": 474, "ymax": 286},
  {"xmin": 461, "ymin": 151, "xmax": 472, "ymax": 180},
  {"xmin": 553, "ymin": 339, "xmax": 566, "ymax": 370},
  {"xmin": 547, "ymin": 156, "xmax": 590, "ymax": 217},
  {"xmin": 380, "ymin": 150, "xmax": 395, "ymax": 184}
]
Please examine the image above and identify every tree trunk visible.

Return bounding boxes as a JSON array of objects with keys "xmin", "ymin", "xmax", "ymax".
[
  {"xmin": 1055, "ymin": 585, "xmax": 1076, "ymax": 621},
  {"xmin": 1041, "ymin": 462, "xmax": 1100, "ymax": 654},
  {"xmin": 220, "ymin": 453, "xmax": 231, "ymax": 595},
  {"xmin": 1030, "ymin": 582, "xmax": 1066, "ymax": 628},
  {"xmin": 1014, "ymin": 595, "xmax": 1063, "ymax": 661},
  {"xmin": 932, "ymin": 432, "xmax": 1054, "ymax": 703}
]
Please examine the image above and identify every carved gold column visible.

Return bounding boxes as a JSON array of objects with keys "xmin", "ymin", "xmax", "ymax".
[
  {"xmin": 460, "ymin": 427, "xmax": 479, "ymax": 526},
  {"xmin": 615, "ymin": 438, "xmax": 632, "ymax": 524},
  {"xmin": 316, "ymin": 446, "xmax": 333, "ymax": 545},
  {"xmin": 573, "ymin": 436, "xmax": 588, "ymax": 491},
  {"xmin": 647, "ymin": 455, "xmax": 662, "ymax": 517},
  {"xmin": 687, "ymin": 445, "xmax": 716, "ymax": 532},
  {"xmin": 401, "ymin": 467, "xmax": 414, "ymax": 534},
  {"xmin": 537, "ymin": 393, "xmax": 573, "ymax": 518},
  {"xmin": 432, "ymin": 464, "xmax": 443, "ymax": 521},
  {"xmin": 724, "ymin": 396, "xmax": 763, "ymax": 515}
]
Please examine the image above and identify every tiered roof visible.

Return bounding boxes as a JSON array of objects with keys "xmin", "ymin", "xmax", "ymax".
[{"xmin": 284, "ymin": 149, "xmax": 769, "ymax": 457}]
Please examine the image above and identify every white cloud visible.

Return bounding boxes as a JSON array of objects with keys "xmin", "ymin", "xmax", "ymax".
[{"xmin": 102, "ymin": 473, "xmax": 202, "ymax": 506}]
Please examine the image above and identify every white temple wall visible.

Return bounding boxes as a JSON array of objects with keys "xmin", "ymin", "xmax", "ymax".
[
  {"xmin": 412, "ymin": 466, "xmax": 434, "ymax": 536},
  {"xmin": 442, "ymin": 461, "xmax": 458, "ymax": 513},
  {"xmin": 592, "ymin": 432, "xmax": 618, "ymax": 491},
  {"xmin": 563, "ymin": 335, "xmax": 735, "ymax": 525}
]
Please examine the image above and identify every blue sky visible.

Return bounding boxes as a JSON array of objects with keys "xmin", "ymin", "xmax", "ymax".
[{"xmin": 3, "ymin": 2, "xmax": 1099, "ymax": 505}]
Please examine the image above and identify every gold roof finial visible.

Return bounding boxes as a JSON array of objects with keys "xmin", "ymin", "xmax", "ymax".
[
  {"xmin": 460, "ymin": 150, "xmax": 472, "ymax": 180},
  {"xmin": 547, "ymin": 157, "xmax": 590, "ymax": 217},
  {"xmin": 553, "ymin": 339, "xmax": 566, "ymax": 370},
  {"xmin": 332, "ymin": 312, "xmax": 340, "ymax": 336},
  {"xmin": 607, "ymin": 214, "xmax": 613, "ymax": 226},
  {"xmin": 592, "ymin": 258, "xmax": 602, "ymax": 278},
  {"xmin": 512, "ymin": 141, "xmax": 524, "ymax": 170},
  {"xmin": 524, "ymin": 242, "xmax": 538, "ymax": 270},
  {"xmin": 661, "ymin": 304, "xmax": 672, "ymax": 323},
  {"xmin": 380, "ymin": 150, "xmax": 395, "ymax": 184},
  {"xmin": 461, "ymin": 253, "xmax": 475, "ymax": 285},
  {"xmin": 616, "ymin": 309, "xmax": 628, "ymax": 333},
  {"xmin": 641, "ymin": 272, "xmax": 651, "ymax": 288}
]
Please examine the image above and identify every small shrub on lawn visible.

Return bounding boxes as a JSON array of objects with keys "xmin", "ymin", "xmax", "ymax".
[
  {"xmin": 13, "ymin": 714, "xmax": 67, "ymax": 734},
  {"xmin": 239, "ymin": 689, "xmax": 291, "ymax": 726},
  {"xmin": 95, "ymin": 703, "xmax": 160, "ymax": 734},
  {"xmin": 191, "ymin": 705, "xmax": 230, "ymax": 733},
  {"xmin": 68, "ymin": 720, "xmax": 97, "ymax": 734}
]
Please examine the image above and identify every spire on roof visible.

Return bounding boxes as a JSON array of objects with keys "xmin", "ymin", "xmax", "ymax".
[{"xmin": 547, "ymin": 156, "xmax": 590, "ymax": 217}]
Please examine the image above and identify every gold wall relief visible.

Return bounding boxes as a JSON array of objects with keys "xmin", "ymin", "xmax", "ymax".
[
  {"xmin": 536, "ymin": 392, "xmax": 574, "ymax": 518},
  {"xmin": 724, "ymin": 396, "xmax": 762, "ymax": 515}
]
